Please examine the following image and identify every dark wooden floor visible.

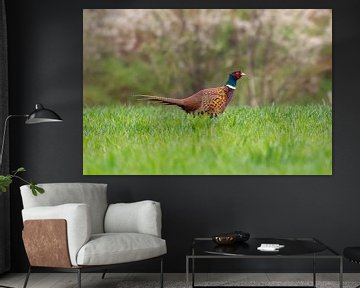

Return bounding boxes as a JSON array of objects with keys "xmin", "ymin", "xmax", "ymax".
[{"xmin": 0, "ymin": 273, "xmax": 357, "ymax": 288}]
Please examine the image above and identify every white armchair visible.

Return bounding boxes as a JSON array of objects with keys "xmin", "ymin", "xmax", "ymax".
[{"xmin": 20, "ymin": 183, "xmax": 166, "ymax": 288}]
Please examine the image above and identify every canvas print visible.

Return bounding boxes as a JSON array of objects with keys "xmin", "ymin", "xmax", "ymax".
[{"xmin": 83, "ymin": 9, "xmax": 332, "ymax": 175}]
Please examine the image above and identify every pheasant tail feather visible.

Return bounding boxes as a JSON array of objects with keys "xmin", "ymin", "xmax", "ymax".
[{"xmin": 136, "ymin": 95, "xmax": 184, "ymax": 107}]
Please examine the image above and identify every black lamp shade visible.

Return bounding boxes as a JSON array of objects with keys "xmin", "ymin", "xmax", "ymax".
[{"xmin": 25, "ymin": 104, "xmax": 63, "ymax": 124}]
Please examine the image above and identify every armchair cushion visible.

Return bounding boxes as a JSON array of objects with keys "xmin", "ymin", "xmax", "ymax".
[
  {"xmin": 76, "ymin": 233, "xmax": 167, "ymax": 266},
  {"xmin": 22, "ymin": 203, "xmax": 91, "ymax": 266},
  {"xmin": 21, "ymin": 183, "xmax": 108, "ymax": 234},
  {"xmin": 104, "ymin": 201, "xmax": 162, "ymax": 237}
]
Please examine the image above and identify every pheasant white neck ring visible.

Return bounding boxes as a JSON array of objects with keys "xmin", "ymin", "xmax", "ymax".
[{"xmin": 226, "ymin": 84, "xmax": 236, "ymax": 90}]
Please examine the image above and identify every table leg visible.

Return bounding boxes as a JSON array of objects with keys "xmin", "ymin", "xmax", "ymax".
[
  {"xmin": 186, "ymin": 257, "xmax": 189, "ymax": 288},
  {"xmin": 339, "ymin": 257, "xmax": 343, "ymax": 288},
  {"xmin": 192, "ymin": 257, "xmax": 195, "ymax": 288},
  {"xmin": 192, "ymin": 247, "xmax": 195, "ymax": 288},
  {"xmin": 313, "ymin": 254, "xmax": 316, "ymax": 287}
]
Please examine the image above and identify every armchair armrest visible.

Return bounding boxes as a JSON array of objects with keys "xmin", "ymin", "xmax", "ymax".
[
  {"xmin": 104, "ymin": 200, "xmax": 162, "ymax": 237},
  {"xmin": 22, "ymin": 203, "xmax": 91, "ymax": 266}
]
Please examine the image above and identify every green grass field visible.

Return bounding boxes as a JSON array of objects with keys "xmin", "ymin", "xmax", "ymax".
[{"xmin": 83, "ymin": 104, "xmax": 332, "ymax": 175}]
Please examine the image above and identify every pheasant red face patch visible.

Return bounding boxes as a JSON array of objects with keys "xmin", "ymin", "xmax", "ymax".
[{"xmin": 232, "ymin": 71, "xmax": 242, "ymax": 79}]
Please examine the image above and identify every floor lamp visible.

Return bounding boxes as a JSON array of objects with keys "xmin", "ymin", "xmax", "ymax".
[
  {"xmin": 0, "ymin": 103, "xmax": 62, "ymax": 288},
  {"xmin": 0, "ymin": 103, "xmax": 63, "ymax": 167}
]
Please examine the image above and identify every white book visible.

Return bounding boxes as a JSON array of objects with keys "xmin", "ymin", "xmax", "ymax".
[{"xmin": 257, "ymin": 243, "xmax": 285, "ymax": 251}]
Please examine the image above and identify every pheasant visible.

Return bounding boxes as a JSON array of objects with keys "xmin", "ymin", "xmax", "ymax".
[{"xmin": 138, "ymin": 70, "xmax": 246, "ymax": 117}]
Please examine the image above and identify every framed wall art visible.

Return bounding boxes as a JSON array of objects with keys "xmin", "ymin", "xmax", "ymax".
[{"xmin": 83, "ymin": 9, "xmax": 332, "ymax": 175}]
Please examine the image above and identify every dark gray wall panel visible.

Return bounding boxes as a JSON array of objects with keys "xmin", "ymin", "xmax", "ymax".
[{"xmin": 5, "ymin": 0, "xmax": 360, "ymax": 273}]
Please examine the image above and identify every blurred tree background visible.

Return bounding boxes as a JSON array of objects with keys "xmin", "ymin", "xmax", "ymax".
[{"xmin": 83, "ymin": 9, "xmax": 332, "ymax": 107}]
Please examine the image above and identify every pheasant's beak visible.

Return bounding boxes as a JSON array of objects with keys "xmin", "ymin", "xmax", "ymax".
[{"xmin": 241, "ymin": 72, "xmax": 246, "ymax": 76}]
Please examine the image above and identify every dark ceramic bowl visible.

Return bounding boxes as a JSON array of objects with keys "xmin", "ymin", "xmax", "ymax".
[{"xmin": 233, "ymin": 230, "xmax": 250, "ymax": 242}]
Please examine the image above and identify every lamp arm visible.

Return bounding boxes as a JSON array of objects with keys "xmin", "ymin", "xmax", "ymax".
[{"xmin": 0, "ymin": 114, "xmax": 28, "ymax": 169}]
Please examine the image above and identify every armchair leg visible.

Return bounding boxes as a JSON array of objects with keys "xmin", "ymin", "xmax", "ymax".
[
  {"xmin": 160, "ymin": 257, "xmax": 164, "ymax": 288},
  {"xmin": 23, "ymin": 266, "xmax": 31, "ymax": 288},
  {"xmin": 101, "ymin": 270, "xmax": 107, "ymax": 279},
  {"xmin": 77, "ymin": 268, "xmax": 81, "ymax": 288}
]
